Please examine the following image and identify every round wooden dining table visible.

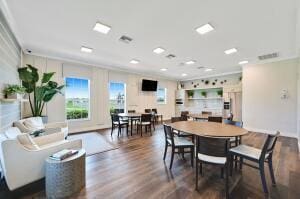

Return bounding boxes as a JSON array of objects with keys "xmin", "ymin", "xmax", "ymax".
[{"xmin": 169, "ymin": 121, "xmax": 248, "ymax": 138}]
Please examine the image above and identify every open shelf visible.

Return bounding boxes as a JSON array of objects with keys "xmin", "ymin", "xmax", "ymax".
[{"xmin": 188, "ymin": 97, "xmax": 223, "ymax": 100}]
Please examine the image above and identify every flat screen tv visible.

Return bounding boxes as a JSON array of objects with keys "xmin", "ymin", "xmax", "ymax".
[{"xmin": 142, "ymin": 79, "xmax": 158, "ymax": 91}]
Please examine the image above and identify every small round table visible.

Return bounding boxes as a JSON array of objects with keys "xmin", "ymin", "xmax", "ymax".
[{"xmin": 45, "ymin": 149, "xmax": 86, "ymax": 199}]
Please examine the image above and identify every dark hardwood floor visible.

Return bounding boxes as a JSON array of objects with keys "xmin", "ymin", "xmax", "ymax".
[{"xmin": 0, "ymin": 124, "xmax": 299, "ymax": 199}]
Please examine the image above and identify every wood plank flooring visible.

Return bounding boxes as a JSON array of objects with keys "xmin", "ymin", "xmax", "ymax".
[{"xmin": 0, "ymin": 124, "xmax": 299, "ymax": 199}]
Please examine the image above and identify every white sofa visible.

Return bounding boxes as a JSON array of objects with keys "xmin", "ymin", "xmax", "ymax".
[
  {"xmin": 14, "ymin": 117, "xmax": 68, "ymax": 138},
  {"xmin": 0, "ymin": 127, "xmax": 82, "ymax": 190}
]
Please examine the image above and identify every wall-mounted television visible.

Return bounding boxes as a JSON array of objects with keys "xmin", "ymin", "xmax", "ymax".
[{"xmin": 142, "ymin": 79, "xmax": 158, "ymax": 91}]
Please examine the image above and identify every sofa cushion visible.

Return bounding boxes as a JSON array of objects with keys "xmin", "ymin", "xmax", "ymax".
[
  {"xmin": 23, "ymin": 117, "xmax": 45, "ymax": 131},
  {"xmin": 4, "ymin": 127, "xmax": 22, "ymax": 139},
  {"xmin": 17, "ymin": 133, "xmax": 40, "ymax": 150}
]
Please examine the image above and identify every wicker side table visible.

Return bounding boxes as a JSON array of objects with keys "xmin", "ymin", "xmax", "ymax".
[{"xmin": 45, "ymin": 149, "xmax": 86, "ymax": 199}]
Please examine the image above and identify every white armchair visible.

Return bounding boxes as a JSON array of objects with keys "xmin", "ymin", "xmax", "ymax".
[
  {"xmin": 0, "ymin": 127, "xmax": 81, "ymax": 190},
  {"xmin": 14, "ymin": 117, "xmax": 68, "ymax": 138}
]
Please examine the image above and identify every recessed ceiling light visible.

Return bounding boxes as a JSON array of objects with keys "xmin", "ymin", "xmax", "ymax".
[
  {"xmin": 81, "ymin": 46, "xmax": 93, "ymax": 53},
  {"xmin": 130, "ymin": 59, "xmax": 139, "ymax": 64},
  {"xmin": 93, "ymin": 22, "xmax": 111, "ymax": 34},
  {"xmin": 224, "ymin": 48, "xmax": 237, "ymax": 55},
  {"xmin": 160, "ymin": 68, "xmax": 167, "ymax": 71},
  {"xmin": 185, "ymin": 60, "xmax": 196, "ymax": 65},
  {"xmin": 182, "ymin": 73, "xmax": 187, "ymax": 77},
  {"xmin": 205, "ymin": 68, "xmax": 213, "ymax": 72},
  {"xmin": 239, "ymin": 60, "xmax": 248, "ymax": 65},
  {"xmin": 196, "ymin": 23, "xmax": 214, "ymax": 35},
  {"xmin": 153, "ymin": 47, "xmax": 165, "ymax": 54}
]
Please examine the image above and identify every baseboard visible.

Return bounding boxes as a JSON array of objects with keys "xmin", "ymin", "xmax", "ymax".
[{"xmin": 243, "ymin": 126, "xmax": 298, "ymax": 139}]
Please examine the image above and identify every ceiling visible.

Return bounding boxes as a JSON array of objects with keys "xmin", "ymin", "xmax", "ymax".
[{"xmin": 1, "ymin": 0, "xmax": 298, "ymax": 80}]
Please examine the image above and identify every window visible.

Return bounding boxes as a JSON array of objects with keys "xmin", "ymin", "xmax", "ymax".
[
  {"xmin": 65, "ymin": 77, "xmax": 90, "ymax": 120},
  {"xmin": 109, "ymin": 82, "xmax": 126, "ymax": 113},
  {"xmin": 157, "ymin": 87, "xmax": 167, "ymax": 104}
]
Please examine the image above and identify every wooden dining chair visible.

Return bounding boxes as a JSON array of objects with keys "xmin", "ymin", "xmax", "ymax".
[
  {"xmin": 163, "ymin": 124, "xmax": 194, "ymax": 169},
  {"xmin": 144, "ymin": 109, "xmax": 151, "ymax": 113},
  {"xmin": 137, "ymin": 114, "xmax": 152, "ymax": 136},
  {"xmin": 208, "ymin": 116, "xmax": 223, "ymax": 123},
  {"xmin": 224, "ymin": 119, "xmax": 243, "ymax": 147},
  {"xmin": 111, "ymin": 114, "xmax": 129, "ymax": 137},
  {"xmin": 180, "ymin": 111, "xmax": 189, "ymax": 121},
  {"xmin": 171, "ymin": 117, "xmax": 194, "ymax": 140},
  {"xmin": 196, "ymin": 136, "xmax": 230, "ymax": 199},
  {"xmin": 228, "ymin": 131, "xmax": 280, "ymax": 194},
  {"xmin": 128, "ymin": 110, "xmax": 136, "ymax": 113}
]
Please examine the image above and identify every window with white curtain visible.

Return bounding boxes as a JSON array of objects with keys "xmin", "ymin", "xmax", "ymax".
[{"xmin": 65, "ymin": 77, "xmax": 90, "ymax": 120}]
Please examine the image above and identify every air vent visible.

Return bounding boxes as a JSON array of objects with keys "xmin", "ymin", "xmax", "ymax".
[
  {"xmin": 258, "ymin": 52, "xmax": 279, "ymax": 60},
  {"xmin": 119, "ymin": 35, "xmax": 133, "ymax": 44},
  {"xmin": 166, "ymin": 54, "xmax": 176, "ymax": 59}
]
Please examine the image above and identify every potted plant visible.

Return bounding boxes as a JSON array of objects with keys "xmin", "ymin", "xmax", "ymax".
[
  {"xmin": 187, "ymin": 90, "xmax": 194, "ymax": 98},
  {"xmin": 18, "ymin": 64, "xmax": 64, "ymax": 122},
  {"xmin": 217, "ymin": 90, "xmax": 223, "ymax": 97},
  {"xmin": 201, "ymin": 91, "xmax": 207, "ymax": 98},
  {"xmin": 3, "ymin": 84, "xmax": 26, "ymax": 99}
]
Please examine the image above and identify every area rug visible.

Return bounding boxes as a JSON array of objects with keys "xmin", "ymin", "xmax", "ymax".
[{"xmin": 68, "ymin": 132, "xmax": 118, "ymax": 156}]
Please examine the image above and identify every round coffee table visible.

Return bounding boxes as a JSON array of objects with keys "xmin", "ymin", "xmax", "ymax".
[{"xmin": 45, "ymin": 149, "xmax": 86, "ymax": 198}]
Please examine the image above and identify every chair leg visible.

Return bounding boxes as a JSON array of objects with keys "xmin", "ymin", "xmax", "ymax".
[
  {"xmin": 239, "ymin": 157, "xmax": 243, "ymax": 170},
  {"xmin": 196, "ymin": 157, "xmax": 199, "ymax": 190},
  {"xmin": 230, "ymin": 155, "xmax": 233, "ymax": 176},
  {"xmin": 170, "ymin": 147, "xmax": 175, "ymax": 169},
  {"xmin": 126, "ymin": 125, "xmax": 129, "ymax": 136},
  {"xmin": 163, "ymin": 142, "xmax": 168, "ymax": 160},
  {"xmin": 200, "ymin": 162, "xmax": 203, "ymax": 176},
  {"xmin": 268, "ymin": 156, "xmax": 276, "ymax": 185},
  {"xmin": 225, "ymin": 164, "xmax": 229, "ymax": 199},
  {"xmin": 111, "ymin": 125, "xmax": 114, "ymax": 136},
  {"xmin": 182, "ymin": 148, "xmax": 185, "ymax": 159},
  {"xmin": 190, "ymin": 147, "xmax": 194, "ymax": 167},
  {"xmin": 259, "ymin": 162, "xmax": 269, "ymax": 194},
  {"xmin": 221, "ymin": 168, "xmax": 224, "ymax": 179}
]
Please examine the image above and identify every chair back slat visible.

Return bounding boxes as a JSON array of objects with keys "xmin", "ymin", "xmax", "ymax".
[
  {"xmin": 141, "ymin": 114, "xmax": 151, "ymax": 122},
  {"xmin": 197, "ymin": 136, "xmax": 229, "ymax": 157},
  {"xmin": 145, "ymin": 109, "xmax": 151, "ymax": 113},
  {"xmin": 260, "ymin": 131, "xmax": 280, "ymax": 160},
  {"xmin": 128, "ymin": 110, "xmax": 136, "ymax": 113},
  {"xmin": 224, "ymin": 119, "xmax": 243, "ymax": 128},
  {"xmin": 208, "ymin": 116, "xmax": 223, "ymax": 123},
  {"xmin": 111, "ymin": 114, "xmax": 120, "ymax": 123},
  {"xmin": 163, "ymin": 124, "xmax": 174, "ymax": 145}
]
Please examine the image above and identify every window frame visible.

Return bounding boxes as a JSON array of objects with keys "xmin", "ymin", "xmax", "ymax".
[
  {"xmin": 65, "ymin": 77, "xmax": 91, "ymax": 121},
  {"xmin": 109, "ymin": 81, "xmax": 127, "ymax": 114},
  {"xmin": 157, "ymin": 87, "xmax": 167, "ymax": 104}
]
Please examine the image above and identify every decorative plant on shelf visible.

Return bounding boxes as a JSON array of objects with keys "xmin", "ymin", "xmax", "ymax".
[
  {"xmin": 217, "ymin": 90, "xmax": 223, "ymax": 97},
  {"xmin": 18, "ymin": 64, "xmax": 64, "ymax": 117},
  {"xmin": 187, "ymin": 90, "xmax": 194, "ymax": 98},
  {"xmin": 201, "ymin": 91, "xmax": 207, "ymax": 98},
  {"xmin": 3, "ymin": 84, "xmax": 26, "ymax": 99}
]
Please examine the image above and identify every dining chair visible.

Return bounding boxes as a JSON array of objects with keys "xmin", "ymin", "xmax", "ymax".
[
  {"xmin": 196, "ymin": 136, "xmax": 230, "ymax": 199},
  {"xmin": 137, "ymin": 114, "xmax": 152, "ymax": 136},
  {"xmin": 163, "ymin": 124, "xmax": 194, "ymax": 169},
  {"xmin": 180, "ymin": 111, "xmax": 189, "ymax": 121},
  {"xmin": 151, "ymin": 108, "xmax": 160, "ymax": 124},
  {"xmin": 171, "ymin": 117, "xmax": 194, "ymax": 140},
  {"xmin": 208, "ymin": 116, "xmax": 223, "ymax": 123},
  {"xmin": 228, "ymin": 131, "xmax": 280, "ymax": 194},
  {"xmin": 127, "ymin": 110, "xmax": 139, "ymax": 131},
  {"xmin": 110, "ymin": 114, "xmax": 129, "ymax": 137},
  {"xmin": 224, "ymin": 119, "xmax": 243, "ymax": 147}
]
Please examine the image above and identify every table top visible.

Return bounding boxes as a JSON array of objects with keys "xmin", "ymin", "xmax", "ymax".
[
  {"xmin": 169, "ymin": 121, "xmax": 248, "ymax": 137},
  {"xmin": 188, "ymin": 114, "xmax": 225, "ymax": 119},
  {"xmin": 118, "ymin": 112, "xmax": 162, "ymax": 117}
]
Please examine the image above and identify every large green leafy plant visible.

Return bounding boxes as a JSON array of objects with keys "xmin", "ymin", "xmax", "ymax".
[{"xmin": 18, "ymin": 64, "xmax": 64, "ymax": 117}]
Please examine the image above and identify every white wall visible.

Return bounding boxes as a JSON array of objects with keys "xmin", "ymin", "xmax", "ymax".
[
  {"xmin": 23, "ymin": 54, "xmax": 177, "ymax": 133},
  {"xmin": 243, "ymin": 58, "xmax": 299, "ymax": 138}
]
